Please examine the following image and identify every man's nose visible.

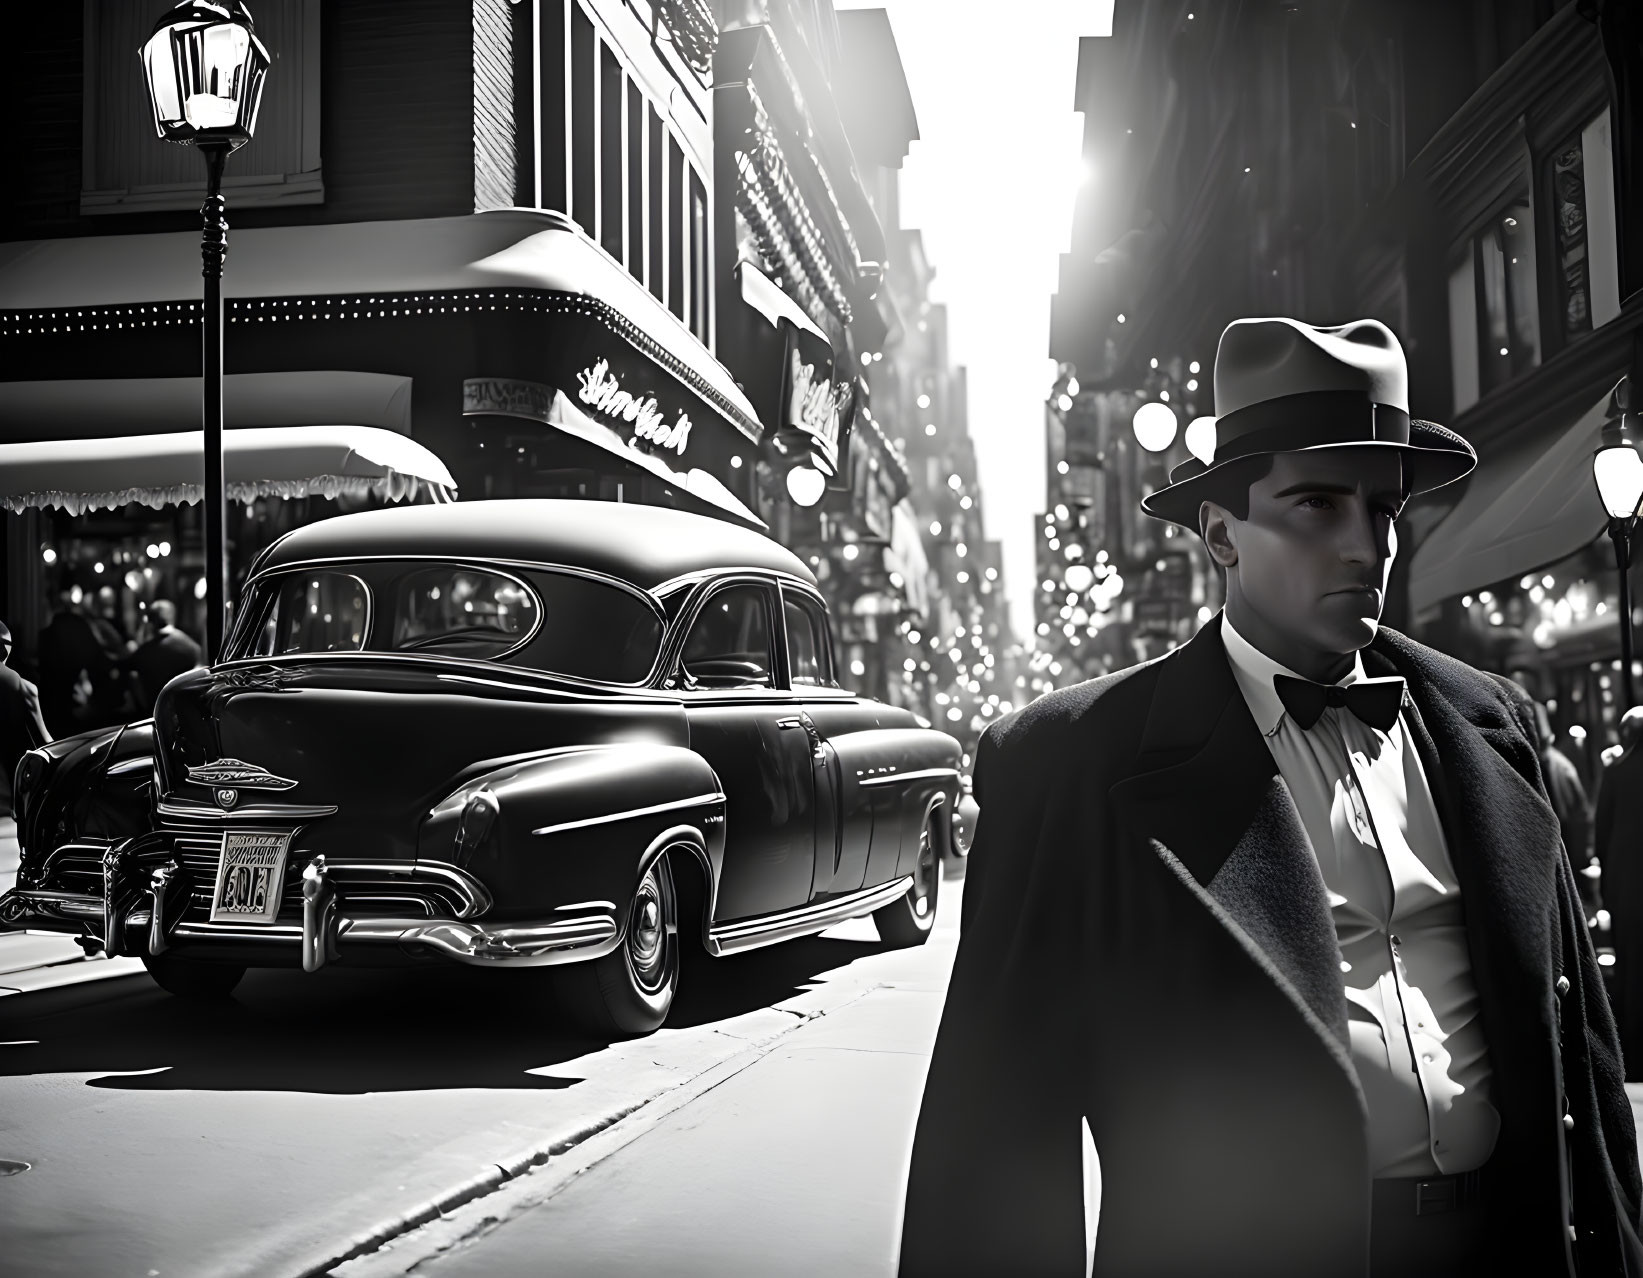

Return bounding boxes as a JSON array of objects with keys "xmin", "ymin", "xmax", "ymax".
[{"xmin": 1339, "ymin": 498, "xmax": 1388, "ymax": 565}]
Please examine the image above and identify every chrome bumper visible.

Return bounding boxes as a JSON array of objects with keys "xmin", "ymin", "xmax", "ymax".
[{"xmin": 0, "ymin": 855, "xmax": 619, "ymax": 971}]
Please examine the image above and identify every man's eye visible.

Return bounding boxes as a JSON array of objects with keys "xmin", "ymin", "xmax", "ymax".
[{"xmin": 1300, "ymin": 496, "xmax": 1333, "ymax": 509}]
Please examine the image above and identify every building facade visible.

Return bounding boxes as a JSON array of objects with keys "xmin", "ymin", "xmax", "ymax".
[
  {"xmin": 0, "ymin": 1, "xmax": 973, "ymax": 715},
  {"xmin": 1048, "ymin": 0, "xmax": 1642, "ymax": 779}
]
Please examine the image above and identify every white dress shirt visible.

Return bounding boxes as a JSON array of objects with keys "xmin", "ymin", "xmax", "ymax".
[{"xmin": 1220, "ymin": 615, "xmax": 1500, "ymax": 1178}]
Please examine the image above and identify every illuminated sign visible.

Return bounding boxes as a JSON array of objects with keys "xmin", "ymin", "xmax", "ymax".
[
  {"xmin": 787, "ymin": 349, "xmax": 846, "ymax": 454},
  {"xmin": 576, "ymin": 359, "xmax": 693, "ymax": 455},
  {"xmin": 778, "ymin": 320, "xmax": 848, "ymax": 475}
]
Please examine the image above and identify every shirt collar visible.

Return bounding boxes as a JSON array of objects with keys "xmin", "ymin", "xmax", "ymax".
[{"xmin": 1219, "ymin": 611, "xmax": 1366, "ymax": 737}]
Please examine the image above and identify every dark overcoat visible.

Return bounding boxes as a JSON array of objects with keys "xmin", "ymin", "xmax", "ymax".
[
  {"xmin": 899, "ymin": 617, "xmax": 1643, "ymax": 1277},
  {"xmin": 1597, "ymin": 747, "xmax": 1643, "ymax": 1076}
]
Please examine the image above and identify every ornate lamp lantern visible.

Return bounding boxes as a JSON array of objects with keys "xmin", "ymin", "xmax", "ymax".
[{"xmin": 139, "ymin": 1, "xmax": 270, "ymax": 660}]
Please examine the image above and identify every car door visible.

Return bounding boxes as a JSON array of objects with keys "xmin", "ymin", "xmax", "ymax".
[
  {"xmin": 674, "ymin": 578, "xmax": 819, "ymax": 923},
  {"xmin": 780, "ymin": 584, "xmax": 880, "ymax": 900}
]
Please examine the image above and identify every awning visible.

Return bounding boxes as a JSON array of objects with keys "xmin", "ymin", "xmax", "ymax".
[
  {"xmin": 1407, "ymin": 390, "xmax": 1612, "ymax": 614},
  {"xmin": 0, "ymin": 210, "xmax": 764, "ymax": 444},
  {"xmin": 0, "ymin": 425, "xmax": 456, "ymax": 515},
  {"xmin": 510, "ymin": 387, "xmax": 767, "ymax": 533},
  {"xmin": 737, "ymin": 259, "xmax": 829, "ymax": 341},
  {"xmin": 0, "ymin": 371, "xmax": 413, "ymax": 443}
]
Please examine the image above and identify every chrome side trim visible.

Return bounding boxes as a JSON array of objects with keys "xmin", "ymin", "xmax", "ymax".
[
  {"xmin": 706, "ymin": 876, "xmax": 913, "ymax": 956},
  {"xmin": 531, "ymin": 792, "xmax": 725, "ymax": 837},
  {"xmin": 157, "ymin": 798, "xmax": 340, "ymax": 821},
  {"xmin": 857, "ymin": 767, "xmax": 960, "ymax": 789}
]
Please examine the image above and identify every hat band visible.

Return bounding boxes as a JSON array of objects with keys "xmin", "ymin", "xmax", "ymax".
[{"xmin": 1212, "ymin": 390, "xmax": 1411, "ymax": 463}]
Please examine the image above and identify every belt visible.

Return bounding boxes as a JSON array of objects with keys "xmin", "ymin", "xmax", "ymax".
[{"xmin": 1372, "ymin": 1167, "xmax": 1486, "ymax": 1217}]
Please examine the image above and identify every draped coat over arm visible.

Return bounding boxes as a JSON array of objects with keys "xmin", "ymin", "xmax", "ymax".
[{"xmin": 899, "ymin": 617, "xmax": 1643, "ymax": 1277}]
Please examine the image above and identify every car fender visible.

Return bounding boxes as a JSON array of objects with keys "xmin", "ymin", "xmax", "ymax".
[
  {"xmin": 827, "ymin": 726, "xmax": 960, "ymax": 885},
  {"xmin": 13, "ymin": 720, "xmax": 156, "ymax": 866},
  {"xmin": 417, "ymin": 742, "xmax": 726, "ymax": 941}
]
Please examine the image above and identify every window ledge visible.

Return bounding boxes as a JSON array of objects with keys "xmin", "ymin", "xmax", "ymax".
[{"xmin": 81, "ymin": 170, "xmax": 325, "ymax": 216}]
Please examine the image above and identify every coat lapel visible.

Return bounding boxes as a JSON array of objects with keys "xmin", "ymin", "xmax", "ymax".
[
  {"xmin": 1109, "ymin": 617, "xmax": 1358, "ymax": 1092},
  {"xmin": 1363, "ymin": 633, "xmax": 1565, "ymax": 1041}
]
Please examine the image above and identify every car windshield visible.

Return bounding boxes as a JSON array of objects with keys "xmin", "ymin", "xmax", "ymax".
[{"xmin": 237, "ymin": 563, "xmax": 664, "ymax": 683}]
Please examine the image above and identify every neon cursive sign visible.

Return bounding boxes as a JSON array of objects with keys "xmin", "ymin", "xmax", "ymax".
[
  {"xmin": 787, "ymin": 349, "xmax": 847, "ymax": 456},
  {"xmin": 576, "ymin": 359, "xmax": 693, "ymax": 455}
]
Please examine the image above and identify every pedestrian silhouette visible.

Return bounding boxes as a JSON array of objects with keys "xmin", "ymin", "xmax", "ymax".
[
  {"xmin": 127, "ymin": 600, "xmax": 205, "ymax": 716},
  {"xmin": 0, "ymin": 619, "xmax": 51, "ymax": 810}
]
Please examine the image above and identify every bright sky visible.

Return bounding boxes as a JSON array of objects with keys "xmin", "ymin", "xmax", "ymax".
[{"xmin": 835, "ymin": 0, "xmax": 1115, "ymax": 641}]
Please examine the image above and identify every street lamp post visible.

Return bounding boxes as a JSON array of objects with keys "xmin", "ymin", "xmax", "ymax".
[
  {"xmin": 140, "ymin": 1, "xmax": 270, "ymax": 661},
  {"xmin": 1592, "ymin": 377, "xmax": 1643, "ymax": 711}
]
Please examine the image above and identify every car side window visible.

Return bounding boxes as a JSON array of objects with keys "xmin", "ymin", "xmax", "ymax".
[
  {"xmin": 681, "ymin": 585, "xmax": 773, "ymax": 689},
  {"xmin": 783, "ymin": 595, "xmax": 832, "ymax": 687}
]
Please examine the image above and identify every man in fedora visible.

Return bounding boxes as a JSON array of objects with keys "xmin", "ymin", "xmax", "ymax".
[
  {"xmin": 899, "ymin": 318, "xmax": 1643, "ymax": 1276},
  {"xmin": 0, "ymin": 620, "xmax": 51, "ymax": 808}
]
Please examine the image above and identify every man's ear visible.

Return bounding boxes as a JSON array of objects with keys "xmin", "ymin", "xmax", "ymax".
[{"xmin": 1200, "ymin": 501, "xmax": 1239, "ymax": 568}]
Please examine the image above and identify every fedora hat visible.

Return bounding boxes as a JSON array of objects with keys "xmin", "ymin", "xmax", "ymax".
[{"xmin": 1140, "ymin": 316, "xmax": 1476, "ymax": 529}]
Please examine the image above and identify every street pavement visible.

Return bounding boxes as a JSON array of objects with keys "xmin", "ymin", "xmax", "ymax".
[
  {"xmin": 0, "ymin": 863, "xmax": 965, "ymax": 1278},
  {"xmin": 4, "ymin": 845, "xmax": 1643, "ymax": 1278},
  {"xmin": 335, "ymin": 890, "xmax": 963, "ymax": 1278}
]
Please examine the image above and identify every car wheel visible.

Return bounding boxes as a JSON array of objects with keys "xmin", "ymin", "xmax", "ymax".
[
  {"xmin": 874, "ymin": 812, "xmax": 940, "ymax": 947},
  {"xmin": 141, "ymin": 953, "xmax": 246, "ymax": 1000},
  {"xmin": 557, "ymin": 854, "xmax": 679, "ymax": 1037}
]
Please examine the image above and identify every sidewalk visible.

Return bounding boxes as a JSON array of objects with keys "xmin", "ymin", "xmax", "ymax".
[
  {"xmin": 1, "ymin": 814, "xmax": 17, "ymax": 895},
  {"xmin": 0, "ymin": 814, "xmax": 147, "ymax": 995}
]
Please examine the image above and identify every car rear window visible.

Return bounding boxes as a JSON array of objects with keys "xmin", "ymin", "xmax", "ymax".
[
  {"xmin": 235, "ymin": 563, "xmax": 662, "ymax": 684},
  {"xmin": 245, "ymin": 571, "xmax": 369, "ymax": 656},
  {"xmin": 390, "ymin": 567, "xmax": 539, "ymax": 659}
]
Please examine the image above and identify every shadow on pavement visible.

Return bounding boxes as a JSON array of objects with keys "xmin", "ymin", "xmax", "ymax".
[
  {"xmin": 0, "ymin": 929, "xmax": 899, "ymax": 1093},
  {"xmin": 669, "ymin": 932, "xmax": 894, "ymax": 1029}
]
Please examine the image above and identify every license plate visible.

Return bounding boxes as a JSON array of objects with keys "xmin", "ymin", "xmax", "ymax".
[{"xmin": 209, "ymin": 831, "xmax": 292, "ymax": 925}]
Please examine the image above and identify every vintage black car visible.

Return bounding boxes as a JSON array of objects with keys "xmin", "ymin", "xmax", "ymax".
[{"xmin": 3, "ymin": 500, "xmax": 961, "ymax": 1034}]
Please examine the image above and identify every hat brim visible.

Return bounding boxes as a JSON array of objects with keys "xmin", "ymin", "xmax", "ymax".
[{"xmin": 1139, "ymin": 419, "xmax": 1475, "ymax": 530}]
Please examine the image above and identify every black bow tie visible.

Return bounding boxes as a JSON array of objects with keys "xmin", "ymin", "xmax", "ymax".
[{"xmin": 1272, "ymin": 673, "xmax": 1407, "ymax": 732}]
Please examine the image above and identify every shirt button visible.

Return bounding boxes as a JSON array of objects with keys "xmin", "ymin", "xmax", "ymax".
[
  {"xmin": 1422, "ymin": 1054, "xmax": 1434, "ymax": 1064},
  {"xmin": 1564, "ymin": 1113, "xmax": 1576, "ymax": 1131},
  {"xmin": 1389, "ymin": 934, "xmax": 1401, "ymax": 947},
  {"xmin": 1556, "ymin": 975, "xmax": 1571, "ymax": 997}
]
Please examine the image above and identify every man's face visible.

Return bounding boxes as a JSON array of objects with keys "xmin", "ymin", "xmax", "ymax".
[{"xmin": 1209, "ymin": 449, "xmax": 1405, "ymax": 662}]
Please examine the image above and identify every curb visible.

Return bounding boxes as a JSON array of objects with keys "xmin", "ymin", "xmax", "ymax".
[
  {"xmin": 302, "ymin": 988, "xmax": 875, "ymax": 1278},
  {"xmin": 295, "ymin": 1104, "xmax": 649, "ymax": 1278}
]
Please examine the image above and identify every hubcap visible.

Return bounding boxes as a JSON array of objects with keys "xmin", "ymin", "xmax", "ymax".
[
  {"xmin": 912, "ymin": 825, "xmax": 936, "ymax": 919},
  {"xmin": 627, "ymin": 863, "xmax": 674, "ymax": 994}
]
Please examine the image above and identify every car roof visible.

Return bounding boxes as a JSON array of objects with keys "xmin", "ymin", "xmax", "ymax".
[{"xmin": 254, "ymin": 499, "xmax": 818, "ymax": 592}]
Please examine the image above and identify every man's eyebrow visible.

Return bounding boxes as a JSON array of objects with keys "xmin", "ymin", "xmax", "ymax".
[{"xmin": 1269, "ymin": 481, "xmax": 1405, "ymax": 502}]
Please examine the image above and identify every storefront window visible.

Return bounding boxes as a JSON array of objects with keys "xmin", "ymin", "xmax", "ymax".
[
  {"xmin": 1549, "ymin": 109, "xmax": 1621, "ymax": 344},
  {"xmin": 1476, "ymin": 199, "xmax": 1540, "ymax": 395}
]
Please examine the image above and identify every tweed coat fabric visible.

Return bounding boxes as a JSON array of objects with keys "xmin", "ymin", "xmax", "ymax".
[{"xmin": 898, "ymin": 616, "xmax": 1643, "ymax": 1277}]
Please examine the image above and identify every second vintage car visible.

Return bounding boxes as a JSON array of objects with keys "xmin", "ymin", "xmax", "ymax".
[{"xmin": 2, "ymin": 500, "xmax": 962, "ymax": 1035}]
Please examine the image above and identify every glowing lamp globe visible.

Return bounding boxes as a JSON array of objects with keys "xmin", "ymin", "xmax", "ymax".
[
  {"xmin": 786, "ymin": 464, "xmax": 826, "ymax": 507},
  {"xmin": 141, "ymin": 1, "xmax": 270, "ymax": 149},
  {"xmin": 1185, "ymin": 416, "xmax": 1217, "ymax": 465},
  {"xmin": 1064, "ymin": 563, "xmax": 1095, "ymax": 593},
  {"xmin": 1132, "ymin": 401, "xmax": 1178, "ymax": 453},
  {"xmin": 1593, "ymin": 444, "xmax": 1643, "ymax": 520}
]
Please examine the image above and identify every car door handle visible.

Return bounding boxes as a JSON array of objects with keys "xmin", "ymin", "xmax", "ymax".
[{"xmin": 777, "ymin": 715, "xmax": 826, "ymax": 761}]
